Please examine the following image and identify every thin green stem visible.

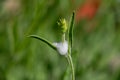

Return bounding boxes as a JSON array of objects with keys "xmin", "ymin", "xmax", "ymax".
[
  {"xmin": 66, "ymin": 54, "xmax": 75, "ymax": 80},
  {"xmin": 62, "ymin": 33, "xmax": 65, "ymax": 43}
]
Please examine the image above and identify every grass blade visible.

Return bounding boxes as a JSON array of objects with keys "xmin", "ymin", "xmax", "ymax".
[
  {"xmin": 68, "ymin": 12, "xmax": 75, "ymax": 52},
  {"xmin": 29, "ymin": 35, "xmax": 57, "ymax": 51}
]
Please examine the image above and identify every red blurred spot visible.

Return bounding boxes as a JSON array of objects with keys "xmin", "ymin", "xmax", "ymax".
[{"xmin": 76, "ymin": 0, "xmax": 101, "ymax": 22}]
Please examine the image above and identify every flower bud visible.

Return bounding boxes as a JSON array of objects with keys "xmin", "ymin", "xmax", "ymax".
[{"xmin": 57, "ymin": 18, "xmax": 67, "ymax": 33}]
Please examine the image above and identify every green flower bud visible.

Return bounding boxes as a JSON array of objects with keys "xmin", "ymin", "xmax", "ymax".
[{"xmin": 57, "ymin": 18, "xmax": 67, "ymax": 33}]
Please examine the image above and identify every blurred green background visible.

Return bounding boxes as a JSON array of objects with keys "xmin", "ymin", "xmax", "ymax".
[{"xmin": 0, "ymin": 0, "xmax": 120, "ymax": 80}]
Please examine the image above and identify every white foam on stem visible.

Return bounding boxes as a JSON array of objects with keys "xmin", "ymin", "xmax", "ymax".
[{"xmin": 53, "ymin": 41, "xmax": 68, "ymax": 55}]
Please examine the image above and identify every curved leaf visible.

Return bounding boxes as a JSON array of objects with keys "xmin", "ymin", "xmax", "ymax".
[
  {"xmin": 29, "ymin": 35, "xmax": 57, "ymax": 50},
  {"xmin": 68, "ymin": 12, "xmax": 75, "ymax": 52}
]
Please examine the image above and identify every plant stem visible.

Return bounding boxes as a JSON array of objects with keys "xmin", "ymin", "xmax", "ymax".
[
  {"xmin": 62, "ymin": 33, "xmax": 65, "ymax": 43},
  {"xmin": 66, "ymin": 54, "xmax": 75, "ymax": 80}
]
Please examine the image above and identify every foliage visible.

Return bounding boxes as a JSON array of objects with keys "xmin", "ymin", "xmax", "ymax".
[{"xmin": 0, "ymin": 0, "xmax": 120, "ymax": 80}]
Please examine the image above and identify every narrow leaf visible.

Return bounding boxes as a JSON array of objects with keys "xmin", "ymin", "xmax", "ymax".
[
  {"xmin": 69, "ymin": 12, "xmax": 75, "ymax": 50},
  {"xmin": 29, "ymin": 35, "xmax": 57, "ymax": 50}
]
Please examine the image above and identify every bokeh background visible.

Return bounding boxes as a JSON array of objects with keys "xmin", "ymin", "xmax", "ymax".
[{"xmin": 0, "ymin": 0, "xmax": 120, "ymax": 80}]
